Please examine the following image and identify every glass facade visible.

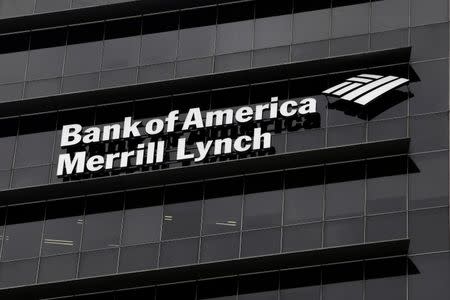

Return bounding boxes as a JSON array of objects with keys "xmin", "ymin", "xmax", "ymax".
[{"xmin": 0, "ymin": 0, "xmax": 448, "ymax": 299}]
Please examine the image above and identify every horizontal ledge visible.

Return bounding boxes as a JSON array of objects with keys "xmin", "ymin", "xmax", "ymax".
[
  {"xmin": 0, "ymin": 239, "xmax": 410, "ymax": 299},
  {"xmin": 0, "ymin": 138, "xmax": 410, "ymax": 206},
  {"xmin": 0, "ymin": 0, "xmax": 239, "ymax": 34},
  {"xmin": 0, "ymin": 47, "xmax": 411, "ymax": 118}
]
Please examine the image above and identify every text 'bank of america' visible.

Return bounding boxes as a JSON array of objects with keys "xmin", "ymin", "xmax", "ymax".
[{"xmin": 57, "ymin": 97, "xmax": 317, "ymax": 175}]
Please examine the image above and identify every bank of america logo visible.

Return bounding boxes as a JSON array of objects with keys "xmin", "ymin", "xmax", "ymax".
[{"xmin": 322, "ymin": 74, "xmax": 409, "ymax": 105}]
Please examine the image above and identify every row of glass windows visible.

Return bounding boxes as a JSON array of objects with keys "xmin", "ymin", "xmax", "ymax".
[
  {"xmin": 0, "ymin": 23, "xmax": 447, "ymax": 104},
  {"xmin": 41, "ymin": 253, "xmax": 450, "ymax": 300},
  {"xmin": 0, "ymin": 1, "xmax": 447, "ymax": 86},
  {"xmin": 0, "ymin": 158, "xmax": 448, "ymax": 262},
  {"xmin": 0, "ymin": 0, "xmax": 448, "ymax": 30},
  {"xmin": 2, "ymin": 252, "xmax": 449, "ymax": 298}
]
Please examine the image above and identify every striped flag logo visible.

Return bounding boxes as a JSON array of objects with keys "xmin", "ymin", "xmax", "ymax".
[{"xmin": 322, "ymin": 74, "xmax": 409, "ymax": 105}]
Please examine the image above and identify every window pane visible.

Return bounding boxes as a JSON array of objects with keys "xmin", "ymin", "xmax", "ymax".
[
  {"xmin": 409, "ymin": 113, "xmax": 449, "ymax": 153},
  {"xmin": 162, "ymin": 183, "xmax": 203, "ymax": 240},
  {"xmin": 409, "ymin": 152, "xmax": 449, "ymax": 209},
  {"xmin": 200, "ymin": 233, "xmax": 240, "ymax": 263},
  {"xmin": 284, "ymin": 167, "xmax": 324, "ymax": 224},
  {"xmin": 371, "ymin": 0, "xmax": 409, "ymax": 33},
  {"xmin": 280, "ymin": 267, "xmax": 321, "ymax": 300},
  {"xmin": 243, "ymin": 172, "xmax": 283, "ymax": 229},
  {"xmin": 118, "ymin": 243, "xmax": 159, "ymax": 273},
  {"xmin": 14, "ymin": 113, "xmax": 57, "ymax": 168},
  {"xmin": 254, "ymin": 15, "xmax": 292, "ymax": 49},
  {"xmin": 365, "ymin": 258, "xmax": 407, "ymax": 300},
  {"xmin": 323, "ymin": 262, "xmax": 363, "ymax": 300},
  {"xmin": 331, "ymin": 3, "xmax": 369, "ymax": 38},
  {"xmin": 203, "ymin": 177, "xmax": 243, "ymax": 235},
  {"xmin": 241, "ymin": 227, "xmax": 281, "ymax": 257},
  {"xmin": 325, "ymin": 162, "xmax": 365, "ymax": 219},
  {"xmin": 324, "ymin": 218, "xmax": 364, "ymax": 247},
  {"xmin": 411, "ymin": 0, "xmax": 448, "ymax": 26},
  {"xmin": 409, "ymin": 207, "xmax": 449, "ymax": 254},
  {"xmin": 122, "ymin": 188, "xmax": 163, "ymax": 245},
  {"xmin": 0, "ymin": 118, "xmax": 18, "ymax": 170},
  {"xmin": 42, "ymin": 198, "xmax": 84, "ymax": 256},
  {"xmin": 366, "ymin": 213, "xmax": 407, "ymax": 242},
  {"xmin": 367, "ymin": 156, "xmax": 407, "ymax": 214},
  {"xmin": 78, "ymin": 248, "xmax": 119, "ymax": 278},
  {"xmin": 239, "ymin": 272, "xmax": 279, "ymax": 300},
  {"xmin": 38, "ymin": 254, "xmax": 78, "ymax": 283},
  {"xmin": 198, "ymin": 277, "xmax": 238, "ymax": 300},
  {"xmin": 2, "ymin": 203, "xmax": 45, "ymax": 260},
  {"xmin": 0, "ymin": 259, "xmax": 38, "ymax": 288},
  {"xmin": 293, "ymin": 9, "xmax": 330, "ymax": 43},
  {"xmin": 216, "ymin": 21, "xmax": 254, "ymax": 55},
  {"xmin": 82, "ymin": 193, "xmax": 124, "ymax": 251},
  {"xmin": 159, "ymin": 238, "xmax": 199, "ymax": 267},
  {"xmin": 282, "ymin": 222, "xmax": 322, "ymax": 252},
  {"xmin": 0, "ymin": 0, "xmax": 35, "ymax": 17}
]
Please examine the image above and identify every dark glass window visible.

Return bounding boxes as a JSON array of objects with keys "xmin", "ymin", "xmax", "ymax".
[
  {"xmin": 409, "ymin": 152, "xmax": 449, "ymax": 209},
  {"xmin": 65, "ymin": 23, "xmax": 104, "ymax": 76},
  {"xmin": 156, "ymin": 282, "xmax": 196, "ymax": 300},
  {"xmin": 324, "ymin": 218, "xmax": 364, "ymax": 247},
  {"xmin": 371, "ymin": 0, "xmax": 409, "ymax": 33},
  {"xmin": 243, "ymin": 172, "xmax": 283, "ymax": 229},
  {"xmin": 409, "ymin": 113, "xmax": 449, "ymax": 153},
  {"xmin": 159, "ymin": 238, "xmax": 199, "ymax": 267},
  {"xmin": 2, "ymin": 203, "xmax": 45, "ymax": 261},
  {"xmin": 162, "ymin": 183, "xmax": 203, "ymax": 240},
  {"xmin": 103, "ymin": 18, "xmax": 141, "ymax": 70},
  {"xmin": 284, "ymin": 167, "xmax": 324, "ymax": 224},
  {"xmin": 198, "ymin": 277, "xmax": 238, "ymax": 300},
  {"xmin": 0, "ymin": 259, "xmax": 38, "ymax": 288},
  {"xmin": 331, "ymin": 2, "xmax": 369, "ymax": 38},
  {"xmin": 409, "ymin": 253, "xmax": 450, "ymax": 300},
  {"xmin": 322, "ymin": 262, "xmax": 363, "ymax": 300},
  {"xmin": 15, "ymin": 113, "xmax": 57, "ymax": 168},
  {"xmin": 42, "ymin": 198, "xmax": 85, "ymax": 256},
  {"xmin": 367, "ymin": 156, "xmax": 407, "ymax": 214},
  {"xmin": 118, "ymin": 243, "xmax": 159, "ymax": 273},
  {"xmin": 27, "ymin": 28, "xmax": 67, "ymax": 81},
  {"xmin": 200, "ymin": 233, "xmax": 240, "ymax": 262},
  {"xmin": 365, "ymin": 258, "xmax": 407, "ymax": 300},
  {"xmin": 325, "ymin": 162, "xmax": 365, "ymax": 219},
  {"xmin": 411, "ymin": 0, "xmax": 448, "ymax": 26},
  {"xmin": 203, "ymin": 177, "xmax": 243, "ymax": 235},
  {"xmin": 411, "ymin": 24, "xmax": 449, "ymax": 62},
  {"xmin": 81, "ymin": 193, "xmax": 124, "ymax": 251},
  {"xmin": 38, "ymin": 254, "xmax": 78, "ymax": 283},
  {"xmin": 280, "ymin": 267, "xmax": 321, "ymax": 300},
  {"xmin": 141, "ymin": 13, "xmax": 179, "ymax": 65},
  {"xmin": 282, "ymin": 222, "xmax": 322, "ymax": 252},
  {"xmin": 366, "ymin": 213, "xmax": 407, "ymax": 242},
  {"xmin": 0, "ymin": 118, "xmax": 18, "ymax": 170},
  {"xmin": 241, "ymin": 227, "xmax": 281, "ymax": 257},
  {"xmin": 239, "ymin": 272, "xmax": 279, "ymax": 300},
  {"xmin": 78, "ymin": 248, "xmax": 119, "ymax": 278},
  {"xmin": 122, "ymin": 188, "xmax": 163, "ymax": 245},
  {"xmin": 409, "ymin": 207, "xmax": 449, "ymax": 254},
  {"xmin": 0, "ymin": 0, "xmax": 35, "ymax": 17}
]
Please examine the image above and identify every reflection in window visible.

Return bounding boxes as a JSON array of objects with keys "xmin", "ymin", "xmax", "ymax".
[
  {"xmin": 325, "ymin": 162, "xmax": 365, "ymax": 219},
  {"xmin": 14, "ymin": 113, "xmax": 57, "ymax": 168},
  {"xmin": 162, "ymin": 183, "xmax": 203, "ymax": 240},
  {"xmin": 203, "ymin": 177, "xmax": 243, "ymax": 235},
  {"xmin": 2, "ymin": 203, "xmax": 45, "ymax": 261},
  {"xmin": 42, "ymin": 198, "xmax": 85, "ymax": 256},
  {"xmin": 243, "ymin": 172, "xmax": 283, "ymax": 229},
  {"xmin": 81, "ymin": 193, "xmax": 123, "ymax": 251},
  {"xmin": 122, "ymin": 188, "xmax": 163, "ymax": 245},
  {"xmin": 284, "ymin": 166, "xmax": 324, "ymax": 224}
]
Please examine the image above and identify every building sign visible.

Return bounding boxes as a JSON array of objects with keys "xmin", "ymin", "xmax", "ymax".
[
  {"xmin": 322, "ymin": 74, "xmax": 409, "ymax": 105},
  {"xmin": 57, "ymin": 97, "xmax": 317, "ymax": 176}
]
